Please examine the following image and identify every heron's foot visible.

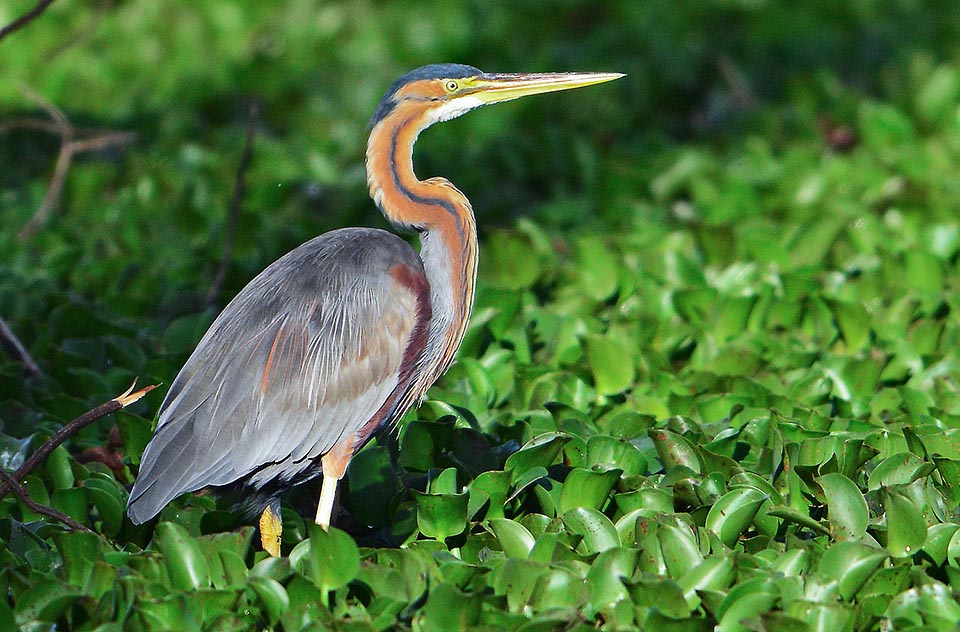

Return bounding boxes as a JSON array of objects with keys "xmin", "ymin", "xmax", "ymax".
[{"xmin": 259, "ymin": 504, "xmax": 282, "ymax": 557}]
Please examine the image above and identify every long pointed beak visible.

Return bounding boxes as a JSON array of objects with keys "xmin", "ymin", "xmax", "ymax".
[{"xmin": 469, "ymin": 72, "xmax": 625, "ymax": 105}]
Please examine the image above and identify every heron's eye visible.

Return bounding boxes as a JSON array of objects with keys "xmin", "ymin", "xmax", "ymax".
[{"xmin": 444, "ymin": 80, "xmax": 459, "ymax": 93}]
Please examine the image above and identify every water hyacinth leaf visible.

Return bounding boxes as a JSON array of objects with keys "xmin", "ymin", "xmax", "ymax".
[
  {"xmin": 585, "ymin": 547, "xmax": 638, "ymax": 611},
  {"xmin": 529, "ymin": 567, "xmax": 589, "ymax": 611},
  {"xmin": 469, "ymin": 469, "xmax": 511, "ymax": 520},
  {"xmin": 248, "ymin": 576, "xmax": 289, "ymax": 626},
  {"xmin": 615, "ymin": 508, "xmax": 659, "ymax": 546},
  {"xmin": 504, "ymin": 433, "xmax": 570, "ymax": 480},
  {"xmin": 558, "ymin": 467, "xmax": 622, "ymax": 513},
  {"xmin": 768, "ymin": 506, "xmax": 831, "ymax": 536},
  {"xmin": 488, "ymin": 519, "xmax": 536, "ymax": 559},
  {"xmin": 884, "ymin": 488, "xmax": 927, "ymax": 558},
  {"xmin": 44, "ymin": 445, "xmax": 74, "ymax": 491},
  {"xmin": 584, "ymin": 333, "xmax": 635, "ymax": 395},
  {"xmin": 650, "ymin": 428, "xmax": 703, "ymax": 473},
  {"xmin": 154, "ymin": 522, "xmax": 211, "ymax": 590},
  {"xmin": 626, "ymin": 577, "xmax": 691, "ymax": 619},
  {"xmin": 656, "ymin": 519, "xmax": 704, "ymax": 578},
  {"xmin": 493, "ymin": 558, "xmax": 543, "ymax": 612},
  {"xmin": 817, "ymin": 542, "xmax": 887, "ymax": 601},
  {"xmin": 705, "ymin": 487, "xmax": 767, "ymax": 547},
  {"xmin": 587, "ymin": 435, "xmax": 647, "ymax": 476},
  {"xmin": 676, "ymin": 555, "xmax": 736, "ymax": 608},
  {"xmin": 300, "ymin": 525, "xmax": 360, "ymax": 593},
  {"xmin": 417, "ymin": 582, "xmax": 482, "ymax": 630},
  {"xmin": 770, "ymin": 549, "xmax": 810, "ymax": 576},
  {"xmin": 575, "ymin": 235, "xmax": 620, "ymax": 302},
  {"xmin": 828, "ymin": 300, "xmax": 871, "ymax": 352},
  {"xmin": 716, "ymin": 587, "xmax": 779, "ymax": 632},
  {"xmin": 562, "ymin": 507, "xmax": 620, "ymax": 554},
  {"xmin": 413, "ymin": 489, "xmax": 469, "ymax": 542},
  {"xmin": 816, "ymin": 473, "xmax": 868, "ymax": 541},
  {"xmin": 921, "ymin": 523, "xmax": 960, "ymax": 566},
  {"xmin": 83, "ymin": 476, "xmax": 127, "ymax": 537},
  {"xmin": 53, "ymin": 531, "xmax": 104, "ymax": 587},
  {"xmin": 868, "ymin": 452, "xmax": 931, "ymax": 490},
  {"xmin": 857, "ymin": 565, "xmax": 911, "ymax": 600},
  {"xmin": 13, "ymin": 579, "xmax": 83, "ymax": 628},
  {"xmin": 787, "ymin": 602, "xmax": 853, "ymax": 632}
]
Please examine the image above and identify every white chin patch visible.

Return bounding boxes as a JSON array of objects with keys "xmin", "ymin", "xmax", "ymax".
[{"xmin": 426, "ymin": 96, "xmax": 486, "ymax": 124}]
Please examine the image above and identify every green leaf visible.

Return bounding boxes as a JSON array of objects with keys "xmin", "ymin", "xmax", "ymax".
[
  {"xmin": 488, "ymin": 519, "xmax": 536, "ymax": 559},
  {"xmin": 585, "ymin": 333, "xmax": 635, "ymax": 395},
  {"xmin": 248, "ymin": 576, "xmax": 290, "ymax": 626},
  {"xmin": 504, "ymin": 432, "xmax": 570, "ymax": 481},
  {"xmin": 294, "ymin": 525, "xmax": 360, "ymax": 594},
  {"xmin": 650, "ymin": 428, "xmax": 703, "ymax": 473},
  {"xmin": 558, "ymin": 467, "xmax": 621, "ymax": 513},
  {"xmin": 884, "ymin": 488, "xmax": 927, "ymax": 558},
  {"xmin": 154, "ymin": 521, "xmax": 211, "ymax": 590},
  {"xmin": 656, "ymin": 518, "xmax": 704, "ymax": 578},
  {"xmin": 816, "ymin": 473, "xmax": 868, "ymax": 541},
  {"xmin": 413, "ymin": 490, "xmax": 469, "ymax": 541},
  {"xmin": 561, "ymin": 507, "xmax": 620, "ymax": 554},
  {"xmin": 83, "ymin": 475, "xmax": 128, "ymax": 537},
  {"xmin": 587, "ymin": 435, "xmax": 647, "ymax": 476},
  {"xmin": 868, "ymin": 452, "xmax": 932, "ymax": 490},
  {"xmin": 575, "ymin": 235, "xmax": 620, "ymax": 301},
  {"xmin": 705, "ymin": 487, "xmax": 766, "ymax": 547},
  {"xmin": 818, "ymin": 542, "xmax": 887, "ymax": 601},
  {"xmin": 676, "ymin": 555, "xmax": 736, "ymax": 609}
]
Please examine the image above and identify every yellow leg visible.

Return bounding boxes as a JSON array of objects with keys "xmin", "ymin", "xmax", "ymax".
[
  {"xmin": 259, "ymin": 504, "xmax": 282, "ymax": 557},
  {"xmin": 317, "ymin": 438, "xmax": 353, "ymax": 529}
]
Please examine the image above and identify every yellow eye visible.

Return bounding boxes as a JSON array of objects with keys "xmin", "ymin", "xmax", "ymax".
[{"xmin": 444, "ymin": 80, "xmax": 459, "ymax": 93}]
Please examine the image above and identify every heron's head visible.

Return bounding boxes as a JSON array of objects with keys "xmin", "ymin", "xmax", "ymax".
[{"xmin": 369, "ymin": 63, "xmax": 624, "ymax": 129}]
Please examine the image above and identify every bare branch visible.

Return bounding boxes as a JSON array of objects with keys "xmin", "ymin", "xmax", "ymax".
[
  {"xmin": 205, "ymin": 100, "xmax": 260, "ymax": 306},
  {"xmin": 0, "ymin": 117, "xmax": 62, "ymax": 135},
  {"xmin": 0, "ymin": 0, "xmax": 58, "ymax": 44},
  {"xmin": 0, "ymin": 316, "xmax": 41, "ymax": 377},
  {"xmin": 12, "ymin": 86, "xmax": 137, "ymax": 240},
  {"xmin": 69, "ymin": 130, "xmax": 136, "ymax": 153},
  {"xmin": 0, "ymin": 469, "xmax": 91, "ymax": 532},
  {"xmin": 18, "ymin": 84, "xmax": 71, "ymax": 134},
  {"xmin": 0, "ymin": 381, "xmax": 158, "ymax": 502}
]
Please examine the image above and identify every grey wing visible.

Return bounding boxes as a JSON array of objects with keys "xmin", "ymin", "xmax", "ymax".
[{"xmin": 127, "ymin": 228, "xmax": 429, "ymax": 523}]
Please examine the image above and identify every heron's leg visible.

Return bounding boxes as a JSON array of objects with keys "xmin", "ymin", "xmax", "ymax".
[
  {"xmin": 317, "ymin": 438, "xmax": 354, "ymax": 528},
  {"xmin": 259, "ymin": 498, "xmax": 282, "ymax": 557}
]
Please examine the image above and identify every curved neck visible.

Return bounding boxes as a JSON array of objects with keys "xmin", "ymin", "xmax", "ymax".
[{"xmin": 365, "ymin": 105, "xmax": 479, "ymax": 385}]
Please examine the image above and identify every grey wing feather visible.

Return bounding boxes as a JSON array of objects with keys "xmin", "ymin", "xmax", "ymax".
[{"xmin": 128, "ymin": 228, "xmax": 426, "ymax": 524}]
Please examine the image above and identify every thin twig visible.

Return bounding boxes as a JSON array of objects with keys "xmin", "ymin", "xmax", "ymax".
[
  {"xmin": 0, "ymin": 316, "xmax": 41, "ymax": 377},
  {"xmin": 0, "ymin": 0, "xmax": 58, "ymax": 44},
  {"xmin": 13, "ymin": 85, "xmax": 137, "ymax": 241},
  {"xmin": 205, "ymin": 100, "xmax": 259, "ymax": 306},
  {"xmin": 0, "ymin": 381, "xmax": 157, "ymax": 502},
  {"xmin": 0, "ymin": 469, "xmax": 91, "ymax": 532}
]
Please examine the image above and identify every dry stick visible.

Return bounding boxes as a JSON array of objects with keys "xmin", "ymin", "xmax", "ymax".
[
  {"xmin": 0, "ymin": 382, "xmax": 157, "ymax": 502},
  {"xmin": 0, "ymin": 0, "xmax": 58, "ymax": 44},
  {"xmin": 0, "ymin": 316, "xmax": 41, "ymax": 377},
  {"xmin": 13, "ymin": 86, "xmax": 136, "ymax": 241},
  {"xmin": 205, "ymin": 101, "xmax": 260, "ymax": 306},
  {"xmin": 0, "ymin": 469, "xmax": 90, "ymax": 532}
]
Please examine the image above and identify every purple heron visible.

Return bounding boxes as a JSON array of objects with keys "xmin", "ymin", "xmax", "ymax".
[{"xmin": 126, "ymin": 64, "xmax": 622, "ymax": 555}]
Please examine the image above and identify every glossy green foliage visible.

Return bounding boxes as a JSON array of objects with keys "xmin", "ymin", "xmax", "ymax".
[{"xmin": 5, "ymin": 1, "xmax": 960, "ymax": 630}]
